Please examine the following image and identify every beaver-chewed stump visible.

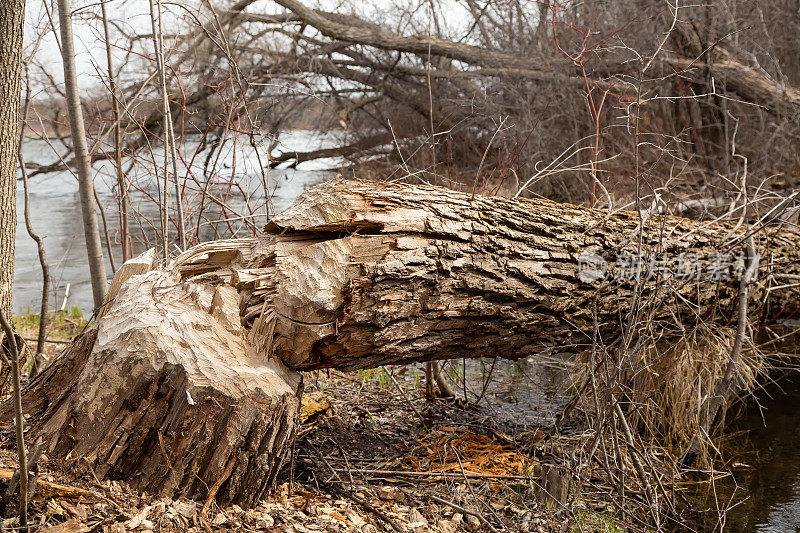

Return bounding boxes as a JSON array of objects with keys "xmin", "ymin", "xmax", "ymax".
[
  {"xmin": 6, "ymin": 268, "xmax": 302, "ymax": 507},
  {"xmin": 3, "ymin": 178, "xmax": 799, "ymax": 507}
]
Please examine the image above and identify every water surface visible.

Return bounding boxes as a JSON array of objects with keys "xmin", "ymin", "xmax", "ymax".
[
  {"xmin": 706, "ymin": 377, "xmax": 800, "ymax": 532},
  {"xmin": 13, "ymin": 131, "xmax": 336, "ymax": 313}
]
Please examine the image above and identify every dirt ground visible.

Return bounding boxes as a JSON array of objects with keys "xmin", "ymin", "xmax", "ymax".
[{"xmin": 0, "ymin": 357, "xmax": 582, "ymax": 532}]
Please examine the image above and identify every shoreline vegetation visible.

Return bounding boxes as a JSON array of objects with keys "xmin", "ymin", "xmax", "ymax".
[
  {"xmin": 3, "ymin": 203, "xmax": 788, "ymax": 533},
  {"xmin": 3, "ymin": 172, "xmax": 797, "ymax": 530},
  {"xmin": 13, "ymin": 307, "xmax": 86, "ymax": 341},
  {"xmin": 3, "ymin": 0, "xmax": 799, "ymax": 529}
]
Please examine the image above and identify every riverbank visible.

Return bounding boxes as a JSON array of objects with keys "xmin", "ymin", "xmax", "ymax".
[
  {"xmin": 7, "ymin": 311, "xmax": 797, "ymax": 530},
  {"xmin": 0, "ymin": 354, "xmax": 662, "ymax": 532},
  {"xmin": 0, "ymin": 315, "xmax": 698, "ymax": 531}
]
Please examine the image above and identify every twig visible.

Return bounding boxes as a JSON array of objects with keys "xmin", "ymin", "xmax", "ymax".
[
  {"xmin": 382, "ymin": 366, "xmax": 429, "ymax": 429},
  {"xmin": 4, "ymin": 438, "xmax": 42, "ymax": 510},
  {"xmin": 93, "ymin": 187, "xmax": 117, "ymax": 273},
  {"xmin": 60, "ymin": 283, "xmax": 71, "ymax": 312},
  {"xmin": 453, "ymin": 444, "xmax": 505, "ymax": 530},
  {"xmin": 22, "ymin": 337, "xmax": 70, "ymax": 345},
  {"xmin": 0, "ymin": 467, "xmax": 98, "ymax": 501},
  {"xmin": 148, "ymin": 0, "xmax": 186, "ymax": 255},
  {"xmin": 425, "ymin": 362, "xmax": 435, "ymax": 400},
  {"xmin": 614, "ymin": 402, "xmax": 660, "ymax": 529},
  {"xmin": 200, "ymin": 453, "xmax": 237, "ymax": 533},
  {"xmin": 17, "ymin": 63, "xmax": 50, "ymax": 378},
  {"xmin": 678, "ymin": 236, "xmax": 759, "ymax": 467},
  {"xmin": 428, "ymin": 494, "xmax": 500, "ymax": 533},
  {"xmin": 305, "ymin": 443, "xmax": 404, "ymax": 532},
  {"xmin": 334, "ymin": 444, "xmax": 354, "ymax": 486},
  {"xmin": 0, "ymin": 310, "xmax": 28, "ymax": 531},
  {"xmin": 100, "ymin": 0, "xmax": 131, "ymax": 262},
  {"xmin": 471, "ymin": 116, "xmax": 508, "ymax": 199},
  {"xmin": 321, "ymin": 467, "xmax": 533, "ymax": 481}
]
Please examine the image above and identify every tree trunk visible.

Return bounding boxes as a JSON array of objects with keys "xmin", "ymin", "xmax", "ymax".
[
  {"xmin": 0, "ymin": 0, "xmax": 25, "ymax": 316},
  {"xmin": 262, "ymin": 179, "xmax": 800, "ymax": 370},
  {"xmin": 56, "ymin": 0, "xmax": 108, "ymax": 312}
]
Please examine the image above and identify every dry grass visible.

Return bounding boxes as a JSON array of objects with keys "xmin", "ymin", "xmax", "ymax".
[
  {"xmin": 577, "ymin": 324, "xmax": 767, "ymax": 459},
  {"xmin": 12, "ymin": 306, "xmax": 87, "ymax": 342}
]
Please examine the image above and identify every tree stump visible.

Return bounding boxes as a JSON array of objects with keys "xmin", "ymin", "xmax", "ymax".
[{"xmin": 4, "ymin": 270, "xmax": 302, "ymax": 507}]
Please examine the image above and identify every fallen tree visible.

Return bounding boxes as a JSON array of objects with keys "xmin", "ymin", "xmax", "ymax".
[
  {"xmin": 2, "ymin": 179, "xmax": 799, "ymax": 504},
  {"xmin": 261, "ymin": 180, "xmax": 799, "ymax": 370},
  {"xmin": 269, "ymin": 0, "xmax": 800, "ymax": 117}
]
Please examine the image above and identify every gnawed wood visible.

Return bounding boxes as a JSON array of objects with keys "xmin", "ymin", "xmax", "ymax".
[
  {"xmin": 260, "ymin": 179, "xmax": 800, "ymax": 370},
  {"xmin": 0, "ymin": 467, "xmax": 101, "ymax": 501},
  {"xmin": 102, "ymin": 178, "xmax": 798, "ymax": 373},
  {"xmin": 75, "ymin": 178, "xmax": 796, "ymax": 373},
  {"xmin": 3, "ymin": 263, "xmax": 301, "ymax": 507},
  {"xmin": 98, "ymin": 247, "xmax": 155, "ymax": 318}
]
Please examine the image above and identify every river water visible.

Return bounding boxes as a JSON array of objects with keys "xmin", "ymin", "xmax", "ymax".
[
  {"xmin": 12, "ymin": 135, "xmax": 800, "ymax": 530},
  {"xmin": 13, "ymin": 131, "xmax": 338, "ymax": 314},
  {"xmin": 697, "ymin": 375, "xmax": 800, "ymax": 532}
]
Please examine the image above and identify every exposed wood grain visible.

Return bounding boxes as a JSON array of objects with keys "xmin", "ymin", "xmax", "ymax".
[
  {"xmin": 2, "ymin": 257, "xmax": 302, "ymax": 506},
  {"xmin": 0, "ymin": 468, "xmax": 100, "ymax": 501}
]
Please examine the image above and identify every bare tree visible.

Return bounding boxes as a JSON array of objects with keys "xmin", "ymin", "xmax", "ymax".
[
  {"xmin": 100, "ymin": 0, "xmax": 131, "ymax": 262},
  {"xmin": 18, "ymin": 65, "xmax": 50, "ymax": 377},
  {"xmin": 0, "ymin": 4, "xmax": 29, "ymax": 528},
  {"xmin": 55, "ymin": 0, "xmax": 108, "ymax": 312}
]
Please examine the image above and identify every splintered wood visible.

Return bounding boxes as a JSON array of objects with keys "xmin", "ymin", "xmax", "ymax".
[
  {"xmin": 121, "ymin": 179, "xmax": 800, "ymax": 373},
  {"xmin": 3, "ymin": 246, "xmax": 301, "ymax": 506}
]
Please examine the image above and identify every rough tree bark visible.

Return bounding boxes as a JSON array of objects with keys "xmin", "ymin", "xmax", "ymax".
[
  {"xmin": 263, "ymin": 180, "xmax": 799, "ymax": 370},
  {"xmin": 3, "ymin": 179, "xmax": 798, "ymax": 504},
  {"xmin": 0, "ymin": 0, "xmax": 25, "ymax": 316}
]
